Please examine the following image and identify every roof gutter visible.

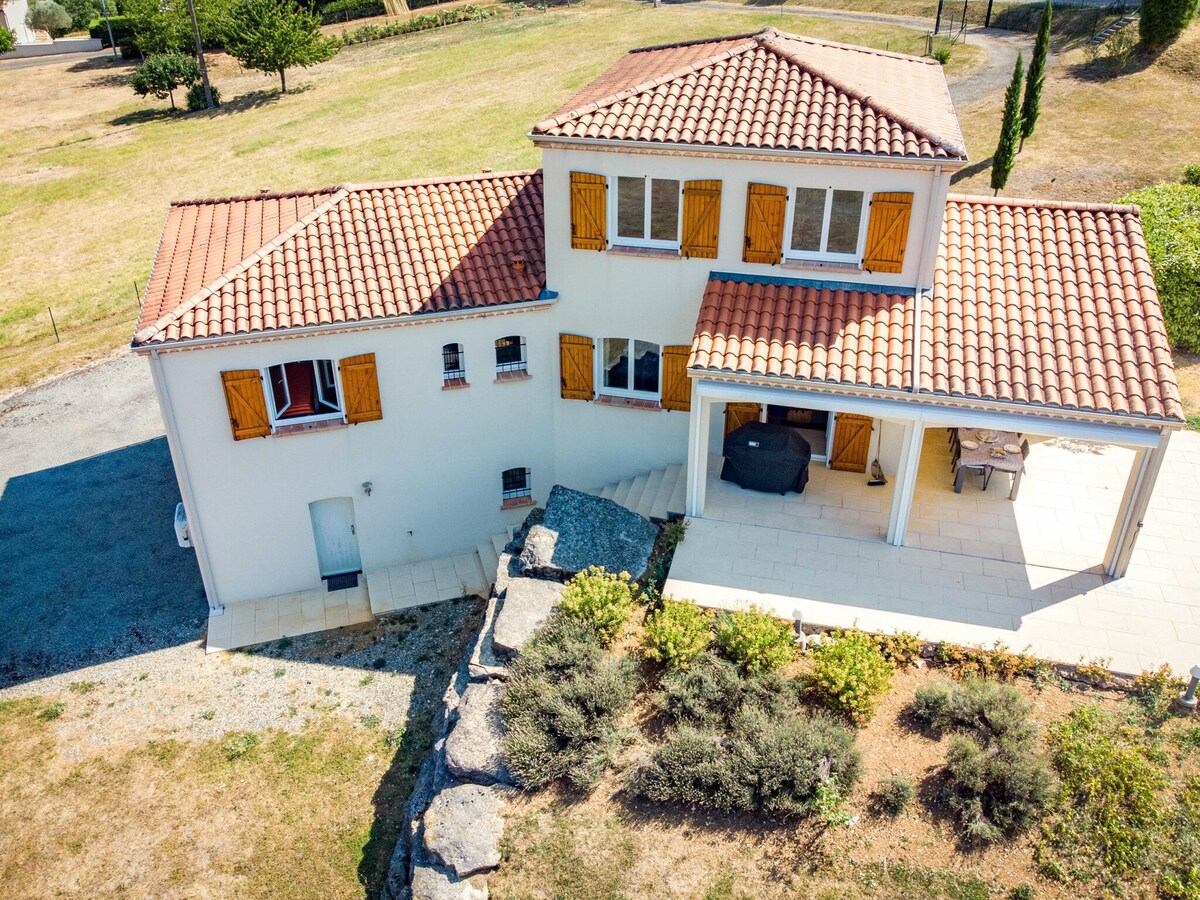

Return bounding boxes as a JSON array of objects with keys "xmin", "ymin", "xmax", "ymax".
[
  {"xmin": 689, "ymin": 369, "xmax": 1180, "ymax": 439},
  {"xmin": 528, "ymin": 134, "xmax": 968, "ymax": 172},
  {"xmin": 131, "ymin": 296, "xmax": 557, "ymax": 354}
]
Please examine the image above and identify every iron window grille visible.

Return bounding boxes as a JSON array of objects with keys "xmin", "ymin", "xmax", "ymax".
[
  {"xmin": 501, "ymin": 467, "xmax": 531, "ymax": 501},
  {"xmin": 442, "ymin": 343, "xmax": 465, "ymax": 380},
  {"xmin": 495, "ymin": 335, "xmax": 527, "ymax": 372}
]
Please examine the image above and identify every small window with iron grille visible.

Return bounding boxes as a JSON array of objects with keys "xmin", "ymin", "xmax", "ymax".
[
  {"xmin": 494, "ymin": 335, "xmax": 527, "ymax": 376},
  {"xmin": 501, "ymin": 467, "xmax": 532, "ymax": 505},
  {"xmin": 442, "ymin": 342, "xmax": 466, "ymax": 387}
]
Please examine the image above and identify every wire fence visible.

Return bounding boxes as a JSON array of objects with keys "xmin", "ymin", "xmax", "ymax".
[{"xmin": 934, "ymin": 0, "xmax": 1135, "ymax": 37}]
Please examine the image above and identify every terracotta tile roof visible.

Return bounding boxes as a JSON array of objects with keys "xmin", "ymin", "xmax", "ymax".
[
  {"xmin": 691, "ymin": 275, "xmax": 916, "ymax": 390},
  {"xmin": 924, "ymin": 195, "xmax": 1183, "ymax": 422},
  {"xmin": 690, "ymin": 198, "xmax": 1182, "ymax": 425},
  {"xmin": 134, "ymin": 171, "xmax": 545, "ymax": 346},
  {"xmin": 533, "ymin": 29, "xmax": 966, "ymax": 160}
]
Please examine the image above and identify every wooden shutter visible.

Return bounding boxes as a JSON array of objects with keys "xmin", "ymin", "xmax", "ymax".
[
  {"xmin": 829, "ymin": 413, "xmax": 873, "ymax": 473},
  {"xmin": 862, "ymin": 192, "xmax": 914, "ymax": 273},
  {"xmin": 339, "ymin": 353, "xmax": 383, "ymax": 424},
  {"xmin": 221, "ymin": 370, "xmax": 271, "ymax": 441},
  {"xmin": 724, "ymin": 403, "xmax": 761, "ymax": 436},
  {"xmin": 742, "ymin": 183, "xmax": 787, "ymax": 264},
  {"xmin": 569, "ymin": 172, "xmax": 607, "ymax": 251},
  {"xmin": 559, "ymin": 333, "xmax": 594, "ymax": 400},
  {"xmin": 680, "ymin": 180, "xmax": 721, "ymax": 259},
  {"xmin": 660, "ymin": 346, "xmax": 691, "ymax": 411}
]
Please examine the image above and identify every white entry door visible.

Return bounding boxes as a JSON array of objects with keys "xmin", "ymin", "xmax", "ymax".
[{"xmin": 308, "ymin": 497, "xmax": 363, "ymax": 577}]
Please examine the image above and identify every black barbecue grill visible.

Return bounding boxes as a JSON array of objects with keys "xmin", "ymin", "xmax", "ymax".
[{"xmin": 720, "ymin": 422, "xmax": 812, "ymax": 495}]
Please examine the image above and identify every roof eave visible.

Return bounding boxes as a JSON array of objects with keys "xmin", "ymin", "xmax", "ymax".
[{"xmin": 529, "ymin": 133, "xmax": 968, "ymax": 169}]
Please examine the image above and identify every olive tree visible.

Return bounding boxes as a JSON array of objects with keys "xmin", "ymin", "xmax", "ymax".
[{"xmin": 26, "ymin": 0, "xmax": 73, "ymax": 37}]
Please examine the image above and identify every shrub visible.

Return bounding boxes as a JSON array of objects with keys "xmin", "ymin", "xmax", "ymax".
[
  {"xmin": 1186, "ymin": 164, "xmax": 1200, "ymax": 187},
  {"xmin": 945, "ymin": 731, "xmax": 1055, "ymax": 844},
  {"xmin": 932, "ymin": 45, "xmax": 952, "ymax": 65},
  {"xmin": 632, "ymin": 705, "xmax": 860, "ymax": 818},
  {"xmin": 659, "ymin": 652, "xmax": 802, "ymax": 731},
  {"xmin": 186, "ymin": 81, "xmax": 220, "ymax": 110},
  {"xmin": 912, "ymin": 681, "xmax": 954, "ymax": 725},
  {"xmin": 875, "ymin": 776, "xmax": 915, "ymax": 816},
  {"xmin": 809, "ymin": 630, "xmax": 893, "ymax": 725},
  {"xmin": 319, "ymin": 0, "xmax": 384, "ymax": 23},
  {"xmin": 939, "ymin": 679, "xmax": 1038, "ymax": 745},
  {"xmin": 559, "ymin": 566, "xmax": 636, "ymax": 646},
  {"xmin": 868, "ymin": 630, "xmax": 924, "ymax": 669},
  {"xmin": 1121, "ymin": 183, "xmax": 1200, "ymax": 351},
  {"xmin": 1039, "ymin": 705, "xmax": 1168, "ymax": 880},
  {"xmin": 221, "ymin": 731, "xmax": 259, "ymax": 759},
  {"xmin": 39, "ymin": 701, "xmax": 66, "ymax": 721},
  {"xmin": 60, "ymin": 0, "xmax": 99, "ymax": 31},
  {"xmin": 130, "ymin": 51, "xmax": 201, "ymax": 110},
  {"xmin": 26, "ymin": 0, "xmax": 73, "ymax": 36},
  {"xmin": 714, "ymin": 605, "xmax": 796, "ymax": 672},
  {"xmin": 0, "ymin": 25, "xmax": 14, "ymax": 53},
  {"xmin": 641, "ymin": 598, "xmax": 711, "ymax": 671},
  {"xmin": 1009, "ymin": 887, "xmax": 1035, "ymax": 900},
  {"xmin": 1133, "ymin": 663, "xmax": 1186, "ymax": 728},
  {"xmin": 89, "ymin": 14, "xmax": 135, "ymax": 50},
  {"xmin": 501, "ymin": 614, "xmax": 638, "ymax": 791},
  {"xmin": 1140, "ymin": 0, "xmax": 1200, "ymax": 50}
]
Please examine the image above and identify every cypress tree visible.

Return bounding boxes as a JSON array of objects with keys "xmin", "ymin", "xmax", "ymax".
[
  {"xmin": 1140, "ymin": 0, "xmax": 1200, "ymax": 51},
  {"xmin": 991, "ymin": 54, "xmax": 1024, "ymax": 196},
  {"xmin": 1020, "ymin": 0, "xmax": 1051, "ymax": 150}
]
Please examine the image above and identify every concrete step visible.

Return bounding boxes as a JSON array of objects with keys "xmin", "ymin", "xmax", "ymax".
[
  {"xmin": 649, "ymin": 463, "xmax": 682, "ymax": 521},
  {"xmin": 610, "ymin": 477, "xmax": 636, "ymax": 508},
  {"xmin": 634, "ymin": 468, "xmax": 665, "ymax": 520},
  {"xmin": 668, "ymin": 463, "xmax": 688, "ymax": 518},
  {"xmin": 477, "ymin": 541, "xmax": 500, "ymax": 589},
  {"xmin": 599, "ymin": 482, "xmax": 618, "ymax": 500},
  {"xmin": 491, "ymin": 532, "xmax": 508, "ymax": 558},
  {"xmin": 622, "ymin": 474, "xmax": 650, "ymax": 515}
]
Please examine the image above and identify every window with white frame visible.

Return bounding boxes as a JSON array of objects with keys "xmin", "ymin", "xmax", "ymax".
[
  {"xmin": 495, "ymin": 335, "xmax": 527, "ymax": 373},
  {"xmin": 602, "ymin": 338, "xmax": 660, "ymax": 398},
  {"xmin": 266, "ymin": 359, "xmax": 342, "ymax": 424},
  {"xmin": 442, "ymin": 343, "xmax": 465, "ymax": 381},
  {"xmin": 501, "ymin": 467, "xmax": 531, "ymax": 503},
  {"xmin": 786, "ymin": 187, "xmax": 867, "ymax": 262},
  {"xmin": 615, "ymin": 176, "xmax": 680, "ymax": 249}
]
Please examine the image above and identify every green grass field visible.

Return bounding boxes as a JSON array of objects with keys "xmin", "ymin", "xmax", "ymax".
[{"xmin": 0, "ymin": 1, "xmax": 970, "ymax": 392}]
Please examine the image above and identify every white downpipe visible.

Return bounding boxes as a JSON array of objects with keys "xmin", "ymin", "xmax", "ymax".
[{"xmin": 150, "ymin": 350, "xmax": 222, "ymax": 612}]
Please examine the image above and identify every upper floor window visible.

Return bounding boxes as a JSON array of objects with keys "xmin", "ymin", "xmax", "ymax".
[
  {"xmin": 787, "ymin": 187, "xmax": 866, "ymax": 262},
  {"xmin": 267, "ymin": 360, "xmax": 341, "ymax": 424},
  {"xmin": 615, "ymin": 176, "xmax": 680, "ymax": 249},
  {"xmin": 442, "ymin": 342, "xmax": 466, "ymax": 384},
  {"xmin": 495, "ymin": 335, "xmax": 527, "ymax": 375},
  {"xmin": 603, "ymin": 338, "xmax": 660, "ymax": 397}
]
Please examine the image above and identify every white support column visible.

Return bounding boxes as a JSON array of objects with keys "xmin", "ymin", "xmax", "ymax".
[
  {"xmin": 1105, "ymin": 429, "xmax": 1172, "ymax": 578},
  {"xmin": 685, "ymin": 387, "xmax": 712, "ymax": 518},
  {"xmin": 886, "ymin": 418, "xmax": 925, "ymax": 546}
]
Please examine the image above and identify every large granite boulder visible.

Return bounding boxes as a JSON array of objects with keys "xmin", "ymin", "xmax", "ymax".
[
  {"xmin": 422, "ymin": 783, "xmax": 506, "ymax": 878},
  {"xmin": 518, "ymin": 485, "xmax": 658, "ymax": 582},
  {"xmin": 445, "ymin": 683, "xmax": 511, "ymax": 786},
  {"xmin": 410, "ymin": 864, "xmax": 489, "ymax": 900},
  {"xmin": 492, "ymin": 577, "xmax": 565, "ymax": 656}
]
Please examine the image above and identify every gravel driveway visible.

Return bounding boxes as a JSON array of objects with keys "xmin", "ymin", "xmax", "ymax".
[{"xmin": 0, "ymin": 351, "xmax": 206, "ymax": 687}]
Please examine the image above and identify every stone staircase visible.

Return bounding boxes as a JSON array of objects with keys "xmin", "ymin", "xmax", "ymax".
[
  {"xmin": 476, "ymin": 526, "xmax": 515, "ymax": 594},
  {"xmin": 586, "ymin": 461, "xmax": 688, "ymax": 522},
  {"xmin": 1090, "ymin": 13, "xmax": 1137, "ymax": 45}
]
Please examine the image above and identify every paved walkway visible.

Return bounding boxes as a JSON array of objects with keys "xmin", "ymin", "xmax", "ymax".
[{"xmin": 666, "ymin": 430, "xmax": 1200, "ymax": 675}]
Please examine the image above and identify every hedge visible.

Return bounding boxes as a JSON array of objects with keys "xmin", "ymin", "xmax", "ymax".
[
  {"xmin": 1122, "ymin": 183, "xmax": 1200, "ymax": 351},
  {"xmin": 89, "ymin": 14, "xmax": 135, "ymax": 50},
  {"xmin": 320, "ymin": 0, "xmax": 384, "ymax": 24},
  {"xmin": 334, "ymin": 5, "xmax": 494, "ymax": 45}
]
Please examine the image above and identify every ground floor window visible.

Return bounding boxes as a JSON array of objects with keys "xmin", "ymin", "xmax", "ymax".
[
  {"xmin": 501, "ymin": 467, "xmax": 532, "ymax": 503},
  {"xmin": 495, "ymin": 335, "xmax": 527, "ymax": 373},
  {"xmin": 603, "ymin": 338, "xmax": 660, "ymax": 397},
  {"xmin": 267, "ymin": 359, "xmax": 341, "ymax": 423}
]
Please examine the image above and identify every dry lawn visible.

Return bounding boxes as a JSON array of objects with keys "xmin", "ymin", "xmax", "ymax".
[
  {"xmin": 0, "ymin": 0, "xmax": 961, "ymax": 393},
  {"xmin": 490, "ymin": 664, "xmax": 1186, "ymax": 900}
]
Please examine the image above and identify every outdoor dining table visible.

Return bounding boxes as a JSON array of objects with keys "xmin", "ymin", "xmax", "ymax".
[{"xmin": 953, "ymin": 428, "xmax": 1025, "ymax": 500}]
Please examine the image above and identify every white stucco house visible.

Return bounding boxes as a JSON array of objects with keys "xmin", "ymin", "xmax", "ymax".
[
  {"xmin": 133, "ymin": 29, "xmax": 1183, "ymax": 649},
  {"xmin": 1, "ymin": 0, "xmax": 37, "ymax": 45}
]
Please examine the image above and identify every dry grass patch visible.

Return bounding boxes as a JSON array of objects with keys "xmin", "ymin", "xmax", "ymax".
[{"xmin": 0, "ymin": 695, "xmax": 425, "ymax": 898}]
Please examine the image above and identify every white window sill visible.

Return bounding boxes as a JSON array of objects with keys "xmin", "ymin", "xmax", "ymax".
[
  {"xmin": 271, "ymin": 417, "xmax": 348, "ymax": 437},
  {"xmin": 595, "ymin": 393, "xmax": 662, "ymax": 411},
  {"xmin": 781, "ymin": 257, "xmax": 863, "ymax": 276},
  {"xmin": 494, "ymin": 369, "xmax": 531, "ymax": 384},
  {"xmin": 606, "ymin": 245, "xmax": 680, "ymax": 260}
]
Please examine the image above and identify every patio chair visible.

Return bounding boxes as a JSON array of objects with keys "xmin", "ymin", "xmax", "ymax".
[
  {"xmin": 983, "ymin": 440, "xmax": 1031, "ymax": 493},
  {"xmin": 953, "ymin": 455, "xmax": 988, "ymax": 492}
]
